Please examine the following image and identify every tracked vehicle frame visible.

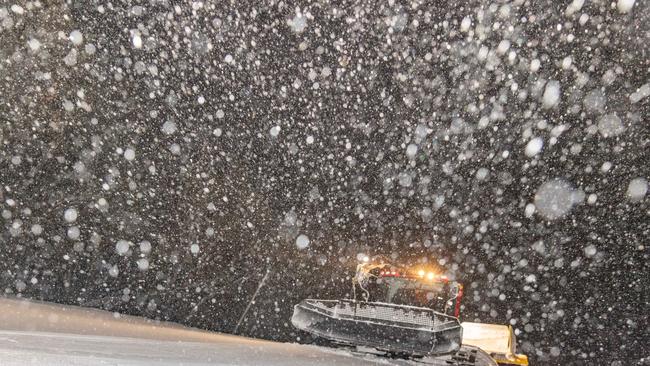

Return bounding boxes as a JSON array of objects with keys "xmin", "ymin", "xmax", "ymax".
[
  {"xmin": 291, "ymin": 256, "xmax": 528, "ymax": 366},
  {"xmin": 292, "ymin": 299, "xmax": 462, "ymax": 356}
]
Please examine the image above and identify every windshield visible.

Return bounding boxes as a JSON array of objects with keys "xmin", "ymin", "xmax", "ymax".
[{"xmin": 383, "ymin": 278, "xmax": 448, "ymax": 307}]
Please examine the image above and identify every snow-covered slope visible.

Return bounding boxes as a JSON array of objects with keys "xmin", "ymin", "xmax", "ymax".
[{"xmin": 0, "ymin": 297, "xmax": 388, "ymax": 365}]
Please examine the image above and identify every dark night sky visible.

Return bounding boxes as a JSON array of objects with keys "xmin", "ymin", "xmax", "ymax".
[{"xmin": 0, "ymin": 0, "xmax": 648, "ymax": 364}]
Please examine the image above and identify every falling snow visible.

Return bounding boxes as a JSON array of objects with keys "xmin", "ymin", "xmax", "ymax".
[
  {"xmin": 63, "ymin": 208, "xmax": 78, "ymax": 223},
  {"xmin": 542, "ymin": 81, "xmax": 561, "ymax": 109},
  {"xmin": 534, "ymin": 179, "xmax": 582, "ymax": 220},
  {"xmin": 136, "ymin": 258, "xmax": 149, "ymax": 271},
  {"xmin": 69, "ymin": 30, "xmax": 83, "ymax": 46},
  {"xmin": 288, "ymin": 14, "xmax": 307, "ymax": 33},
  {"xmin": 524, "ymin": 137, "xmax": 544, "ymax": 158},
  {"xmin": 617, "ymin": 0, "xmax": 636, "ymax": 13},
  {"xmin": 116, "ymin": 240, "xmax": 130, "ymax": 256},
  {"xmin": 295, "ymin": 235, "xmax": 310, "ymax": 250},
  {"xmin": 132, "ymin": 33, "xmax": 143, "ymax": 49},
  {"xmin": 626, "ymin": 178, "xmax": 648, "ymax": 202},
  {"xmin": 598, "ymin": 114, "xmax": 625, "ymax": 137},
  {"xmin": 124, "ymin": 148, "xmax": 136, "ymax": 161},
  {"xmin": 0, "ymin": 2, "xmax": 647, "ymax": 365}
]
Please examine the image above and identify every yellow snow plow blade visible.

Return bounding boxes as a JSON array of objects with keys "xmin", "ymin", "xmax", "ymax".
[{"xmin": 461, "ymin": 322, "xmax": 529, "ymax": 366}]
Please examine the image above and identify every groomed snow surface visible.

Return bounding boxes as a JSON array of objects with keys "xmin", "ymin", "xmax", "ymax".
[{"xmin": 0, "ymin": 297, "xmax": 404, "ymax": 365}]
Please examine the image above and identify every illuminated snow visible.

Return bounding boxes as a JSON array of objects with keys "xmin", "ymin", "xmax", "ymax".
[
  {"xmin": 108, "ymin": 265, "xmax": 119, "ymax": 277},
  {"xmin": 542, "ymin": 81, "xmax": 561, "ymax": 109},
  {"xmin": 295, "ymin": 234, "xmax": 310, "ymax": 250},
  {"xmin": 0, "ymin": 2, "xmax": 646, "ymax": 364},
  {"xmin": 116, "ymin": 240, "xmax": 130, "ymax": 255},
  {"xmin": 406, "ymin": 144, "xmax": 418, "ymax": 158},
  {"xmin": 496, "ymin": 40, "xmax": 511, "ymax": 55},
  {"xmin": 132, "ymin": 33, "xmax": 143, "ymax": 48},
  {"xmin": 475, "ymin": 167, "xmax": 489, "ymax": 180},
  {"xmin": 288, "ymin": 14, "xmax": 307, "ymax": 33},
  {"xmin": 69, "ymin": 30, "xmax": 83, "ymax": 46},
  {"xmin": 67, "ymin": 226, "xmax": 80, "ymax": 240},
  {"xmin": 584, "ymin": 245, "xmax": 597, "ymax": 257},
  {"xmin": 565, "ymin": 0, "xmax": 585, "ymax": 15},
  {"xmin": 587, "ymin": 194, "xmax": 597, "ymax": 205},
  {"xmin": 27, "ymin": 39, "xmax": 41, "ymax": 51},
  {"xmin": 597, "ymin": 114, "xmax": 624, "ymax": 137},
  {"xmin": 162, "ymin": 120, "xmax": 177, "ymax": 134},
  {"xmin": 530, "ymin": 59, "xmax": 541, "ymax": 72},
  {"xmin": 601, "ymin": 162, "xmax": 613, "ymax": 173},
  {"xmin": 460, "ymin": 16, "xmax": 472, "ymax": 32},
  {"xmin": 525, "ymin": 137, "xmax": 544, "ymax": 157},
  {"xmin": 630, "ymin": 83, "xmax": 649, "ymax": 104},
  {"xmin": 136, "ymin": 258, "xmax": 149, "ymax": 271},
  {"xmin": 398, "ymin": 173, "xmax": 413, "ymax": 187},
  {"xmin": 626, "ymin": 178, "xmax": 648, "ymax": 202},
  {"xmin": 30, "ymin": 224, "xmax": 43, "ymax": 236},
  {"xmin": 124, "ymin": 148, "xmax": 136, "ymax": 161},
  {"xmin": 534, "ymin": 179, "xmax": 581, "ymax": 220},
  {"xmin": 583, "ymin": 89, "xmax": 606, "ymax": 113},
  {"xmin": 524, "ymin": 203, "xmax": 536, "ymax": 218},
  {"xmin": 139, "ymin": 241, "xmax": 152, "ymax": 254},
  {"xmin": 10, "ymin": 5, "xmax": 25, "ymax": 14},
  {"xmin": 617, "ymin": 0, "xmax": 636, "ymax": 13},
  {"xmin": 64, "ymin": 208, "xmax": 78, "ymax": 223}
]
